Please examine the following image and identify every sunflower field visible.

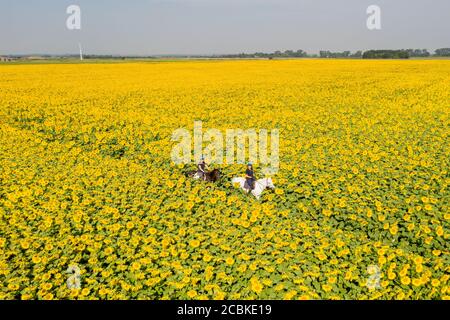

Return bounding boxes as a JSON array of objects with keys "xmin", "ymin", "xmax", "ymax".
[{"xmin": 0, "ymin": 59, "xmax": 449, "ymax": 300}]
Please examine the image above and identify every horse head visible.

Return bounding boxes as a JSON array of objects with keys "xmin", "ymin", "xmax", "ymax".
[
  {"xmin": 204, "ymin": 169, "xmax": 221, "ymax": 182},
  {"xmin": 211, "ymin": 169, "xmax": 221, "ymax": 182},
  {"xmin": 266, "ymin": 177, "xmax": 275, "ymax": 190}
]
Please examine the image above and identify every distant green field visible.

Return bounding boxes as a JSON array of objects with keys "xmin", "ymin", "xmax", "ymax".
[{"xmin": 1, "ymin": 56, "xmax": 449, "ymax": 66}]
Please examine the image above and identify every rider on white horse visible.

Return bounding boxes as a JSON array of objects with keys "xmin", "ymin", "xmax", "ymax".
[
  {"xmin": 232, "ymin": 174, "xmax": 275, "ymax": 200},
  {"xmin": 245, "ymin": 162, "xmax": 256, "ymax": 191}
]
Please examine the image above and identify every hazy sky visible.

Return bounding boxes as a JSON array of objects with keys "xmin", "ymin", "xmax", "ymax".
[{"xmin": 1, "ymin": 0, "xmax": 449, "ymax": 55}]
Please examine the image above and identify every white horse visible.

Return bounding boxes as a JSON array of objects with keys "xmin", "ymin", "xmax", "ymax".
[{"xmin": 232, "ymin": 177, "xmax": 275, "ymax": 200}]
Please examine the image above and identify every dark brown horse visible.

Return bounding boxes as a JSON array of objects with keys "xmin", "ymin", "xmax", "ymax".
[
  {"xmin": 186, "ymin": 169, "xmax": 221, "ymax": 182},
  {"xmin": 205, "ymin": 169, "xmax": 221, "ymax": 182}
]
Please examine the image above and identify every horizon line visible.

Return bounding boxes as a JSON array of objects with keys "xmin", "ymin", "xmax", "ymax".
[{"xmin": 2, "ymin": 47, "xmax": 449, "ymax": 58}]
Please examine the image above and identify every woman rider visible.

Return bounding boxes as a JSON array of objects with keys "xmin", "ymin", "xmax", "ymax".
[
  {"xmin": 197, "ymin": 156, "xmax": 209, "ymax": 180},
  {"xmin": 245, "ymin": 162, "xmax": 255, "ymax": 190}
]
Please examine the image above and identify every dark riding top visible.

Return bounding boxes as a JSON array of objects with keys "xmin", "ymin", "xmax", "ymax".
[{"xmin": 246, "ymin": 168, "xmax": 255, "ymax": 189}]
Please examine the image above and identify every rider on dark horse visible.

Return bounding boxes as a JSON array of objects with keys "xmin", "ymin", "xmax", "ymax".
[
  {"xmin": 245, "ymin": 162, "xmax": 256, "ymax": 191},
  {"xmin": 197, "ymin": 156, "xmax": 209, "ymax": 181}
]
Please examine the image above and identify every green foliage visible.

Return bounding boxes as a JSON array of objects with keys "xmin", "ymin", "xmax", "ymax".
[{"xmin": 362, "ymin": 50, "xmax": 410, "ymax": 59}]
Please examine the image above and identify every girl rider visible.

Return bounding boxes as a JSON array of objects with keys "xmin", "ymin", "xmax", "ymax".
[
  {"xmin": 245, "ymin": 162, "xmax": 255, "ymax": 191},
  {"xmin": 197, "ymin": 156, "xmax": 209, "ymax": 181}
]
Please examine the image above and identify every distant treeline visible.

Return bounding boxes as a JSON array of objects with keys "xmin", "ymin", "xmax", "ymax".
[
  {"xmin": 82, "ymin": 55, "xmax": 156, "ymax": 60},
  {"xmin": 219, "ymin": 49, "xmax": 309, "ymax": 59},
  {"xmin": 319, "ymin": 51, "xmax": 362, "ymax": 58},
  {"xmin": 215, "ymin": 48, "xmax": 450, "ymax": 59},
  {"xmin": 362, "ymin": 50, "xmax": 409, "ymax": 59},
  {"xmin": 4, "ymin": 48, "xmax": 450, "ymax": 61}
]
